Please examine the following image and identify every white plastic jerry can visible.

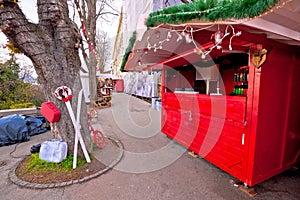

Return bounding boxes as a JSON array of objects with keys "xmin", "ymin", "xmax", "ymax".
[{"xmin": 39, "ymin": 140, "xmax": 68, "ymax": 163}]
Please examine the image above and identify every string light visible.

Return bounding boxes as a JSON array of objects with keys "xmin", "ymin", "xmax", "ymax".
[
  {"xmin": 149, "ymin": 6, "xmax": 222, "ymax": 19},
  {"xmin": 140, "ymin": 0, "xmax": 291, "ymax": 64},
  {"xmin": 150, "ymin": 0, "xmax": 292, "ymax": 27},
  {"xmin": 75, "ymin": 4, "xmax": 98, "ymax": 60},
  {"xmin": 145, "ymin": 23, "xmax": 241, "ymax": 61}
]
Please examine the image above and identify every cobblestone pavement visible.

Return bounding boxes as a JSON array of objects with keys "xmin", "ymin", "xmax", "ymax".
[{"xmin": 0, "ymin": 93, "xmax": 299, "ymax": 200}]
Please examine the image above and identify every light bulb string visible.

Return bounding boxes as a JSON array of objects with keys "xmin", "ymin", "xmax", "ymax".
[
  {"xmin": 141, "ymin": 0, "xmax": 291, "ymax": 63},
  {"xmin": 150, "ymin": 0, "xmax": 291, "ymax": 29},
  {"xmin": 146, "ymin": 23, "xmax": 241, "ymax": 61},
  {"xmin": 75, "ymin": 4, "xmax": 98, "ymax": 60}
]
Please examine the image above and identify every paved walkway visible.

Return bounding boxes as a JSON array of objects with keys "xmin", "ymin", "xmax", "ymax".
[{"xmin": 0, "ymin": 93, "xmax": 299, "ymax": 200}]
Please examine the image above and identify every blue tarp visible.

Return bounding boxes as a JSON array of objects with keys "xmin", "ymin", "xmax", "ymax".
[{"xmin": 0, "ymin": 114, "xmax": 48, "ymax": 147}]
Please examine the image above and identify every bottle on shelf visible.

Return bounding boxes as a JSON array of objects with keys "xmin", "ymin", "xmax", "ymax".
[
  {"xmin": 234, "ymin": 66, "xmax": 249, "ymax": 83},
  {"xmin": 244, "ymin": 69, "xmax": 248, "ymax": 82},
  {"xmin": 240, "ymin": 70, "xmax": 244, "ymax": 82},
  {"xmin": 234, "ymin": 85, "xmax": 241, "ymax": 96},
  {"xmin": 234, "ymin": 83, "xmax": 248, "ymax": 96},
  {"xmin": 232, "ymin": 66, "xmax": 249, "ymax": 96},
  {"xmin": 233, "ymin": 70, "xmax": 238, "ymax": 82}
]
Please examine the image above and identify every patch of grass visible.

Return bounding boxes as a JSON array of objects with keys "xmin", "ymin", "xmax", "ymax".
[{"xmin": 24, "ymin": 153, "xmax": 88, "ymax": 173}]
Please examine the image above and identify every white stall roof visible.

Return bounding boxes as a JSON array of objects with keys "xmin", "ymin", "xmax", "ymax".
[{"xmin": 243, "ymin": 0, "xmax": 300, "ymax": 46}]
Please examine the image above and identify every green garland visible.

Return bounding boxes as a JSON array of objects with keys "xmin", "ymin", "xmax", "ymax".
[
  {"xmin": 121, "ymin": 0, "xmax": 279, "ymax": 71},
  {"xmin": 120, "ymin": 31, "xmax": 136, "ymax": 72},
  {"xmin": 146, "ymin": 0, "xmax": 279, "ymax": 27}
]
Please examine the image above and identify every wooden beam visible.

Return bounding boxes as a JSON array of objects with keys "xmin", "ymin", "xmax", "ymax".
[{"xmin": 244, "ymin": 18, "xmax": 300, "ymax": 42}]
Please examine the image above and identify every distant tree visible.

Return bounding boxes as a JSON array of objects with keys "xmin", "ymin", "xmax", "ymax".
[
  {"xmin": 0, "ymin": 58, "xmax": 38, "ymax": 109},
  {"xmin": 72, "ymin": 0, "xmax": 119, "ymax": 102},
  {"xmin": 31, "ymin": 85, "xmax": 47, "ymax": 107},
  {"xmin": 96, "ymin": 31, "xmax": 111, "ymax": 73}
]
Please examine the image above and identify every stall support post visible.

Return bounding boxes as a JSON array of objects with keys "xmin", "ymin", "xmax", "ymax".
[
  {"xmin": 162, "ymin": 69, "xmax": 166, "ymax": 94},
  {"xmin": 206, "ymin": 80, "xmax": 210, "ymax": 94}
]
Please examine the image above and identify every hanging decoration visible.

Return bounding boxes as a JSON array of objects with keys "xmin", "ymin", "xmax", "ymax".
[
  {"xmin": 212, "ymin": 29, "xmax": 223, "ymax": 49},
  {"xmin": 195, "ymin": 25, "xmax": 242, "ymax": 59},
  {"xmin": 251, "ymin": 44, "xmax": 268, "ymax": 68},
  {"xmin": 74, "ymin": 6, "xmax": 98, "ymax": 60},
  {"xmin": 145, "ymin": 24, "xmax": 242, "ymax": 61},
  {"xmin": 120, "ymin": 0, "xmax": 290, "ymax": 71},
  {"xmin": 54, "ymin": 86, "xmax": 72, "ymax": 102},
  {"xmin": 80, "ymin": 23, "xmax": 97, "ymax": 58}
]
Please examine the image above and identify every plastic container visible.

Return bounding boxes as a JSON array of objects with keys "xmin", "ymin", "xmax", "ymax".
[
  {"xmin": 156, "ymin": 99, "xmax": 162, "ymax": 111},
  {"xmin": 40, "ymin": 102, "xmax": 61, "ymax": 123},
  {"xmin": 151, "ymin": 97, "xmax": 158, "ymax": 109},
  {"xmin": 39, "ymin": 140, "xmax": 67, "ymax": 163}
]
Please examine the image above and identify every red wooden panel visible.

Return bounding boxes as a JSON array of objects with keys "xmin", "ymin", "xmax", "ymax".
[
  {"xmin": 173, "ymin": 120, "xmax": 199, "ymax": 148},
  {"xmin": 196, "ymin": 95, "xmax": 246, "ymax": 123},
  {"xmin": 246, "ymin": 45, "xmax": 300, "ymax": 186},
  {"xmin": 162, "ymin": 109, "xmax": 246, "ymax": 182},
  {"xmin": 163, "ymin": 93, "xmax": 180, "ymax": 109},
  {"xmin": 198, "ymin": 116, "xmax": 245, "ymax": 181},
  {"xmin": 163, "ymin": 93, "xmax": 197, "ymax": 111},
  {"xmin": 175, "ymin": 94, "xmax": 197, "ymax": 111},
  {"xmin": 161, "ymin": 108, "xmax": 181, "ymax": 138}
]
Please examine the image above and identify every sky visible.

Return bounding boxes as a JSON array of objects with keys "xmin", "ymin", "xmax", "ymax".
[{"xmin": 0, "ymin": 0, "xmax": 38, "ymax": 45}]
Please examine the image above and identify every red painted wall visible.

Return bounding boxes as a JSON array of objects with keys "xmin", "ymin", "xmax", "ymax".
[{"xmin": 250, "ymin": 45, "xmax": 300, "ymax": 185}]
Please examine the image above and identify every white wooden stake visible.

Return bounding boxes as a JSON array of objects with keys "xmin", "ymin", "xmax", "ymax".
[
  {"xmin": 72, "ymin": 89, "xmax": 82, "ymax": 169},
  {"xmin": 72, "ymin": 89, "xmax": 81, "ymax": 169},
  {"xmin": 54, "ymin": 86, "xmax": 91, "ymax": 169},
  {"xmin": 65, "ymin": 100, "xmax": 91, "ymax": 168}
]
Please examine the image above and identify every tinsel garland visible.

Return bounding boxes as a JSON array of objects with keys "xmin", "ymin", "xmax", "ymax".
[
  {"xmin": 120, "ymin": 31, "xmax": 136, "ymax": 72},
  {"xmin": 146, "ymin": 0, "xmax": 279, "ymax": 27},
  {"xmin": 120, "ymin": 0, "xmax": 280, "ymax": 71}
]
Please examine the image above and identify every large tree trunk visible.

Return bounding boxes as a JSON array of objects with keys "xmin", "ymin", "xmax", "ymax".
[{"xmin": 0, "ymin": 0, "xmax": 92, "ymax": 154}]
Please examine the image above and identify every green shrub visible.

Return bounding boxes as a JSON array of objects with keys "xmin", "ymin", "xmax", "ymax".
[{"xmin": 10, "ymin": 103, "xmax": 34, "ymax": 109}]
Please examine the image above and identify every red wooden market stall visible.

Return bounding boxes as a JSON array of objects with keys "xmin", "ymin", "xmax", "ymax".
[
  {"xmin": 123, "ymin": 2, "xmax": 300, "ymax": 187},
  {"xmin": 155, "ymin": 40, "xmax": 300, "ymax": 187}
]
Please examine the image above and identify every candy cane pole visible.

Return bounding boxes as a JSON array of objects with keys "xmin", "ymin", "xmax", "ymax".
[{"xmin": 54, "ymin": 86, "xmax": 91, "ymax": 169}]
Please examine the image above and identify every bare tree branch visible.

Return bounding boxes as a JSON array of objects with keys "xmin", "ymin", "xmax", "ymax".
[
  {"xmin": 95, "ymin": 11, "xmax": 118, "ymax": 19},
  {"xmin": 180, "ymin": 0, "xmax": 191, "ymax": 4},
  {"xmin": 101, "ymin": 0, "xmax": 120, "ymax": 15}
]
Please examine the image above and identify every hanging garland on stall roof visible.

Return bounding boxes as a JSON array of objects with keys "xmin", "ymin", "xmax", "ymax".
[
  {"xmin": 146, "ymin": 0, "xmax": 280, "ymax": 27},
  {"xmin": 120, "ymin": 31, "xmax": 136, "ymax": 72},
  {"xmin": 120, "ymin": 0, "xmax": 290, "ymax": 72}
]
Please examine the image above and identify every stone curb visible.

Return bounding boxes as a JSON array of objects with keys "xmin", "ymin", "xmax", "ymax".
[{"xmin": 8, "ymin": 136, "xmax": 124, "ymax": 189}]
